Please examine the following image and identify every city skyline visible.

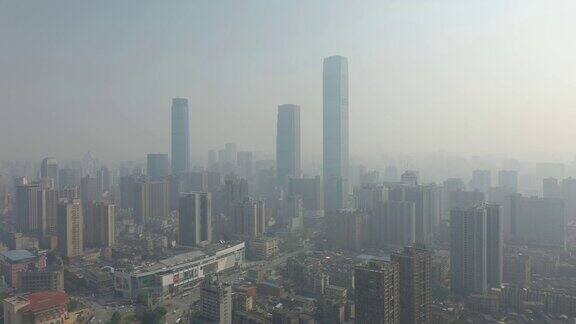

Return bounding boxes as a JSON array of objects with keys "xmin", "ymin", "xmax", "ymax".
[
  {"xmin": 3, "ymin": 2, "xmax": 576, "ymax": 323},
  {"xmin": 2, "ymin": 1, "xmax": 576, "ymax": 162}
]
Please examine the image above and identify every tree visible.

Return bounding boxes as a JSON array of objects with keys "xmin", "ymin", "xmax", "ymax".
[
  {"xmin": 108, "ymin": 312, "xmax": 122, "ymax": 324},
  {"xmin": 141, "ymin": 306, "xmax": 167, "ymax": 324}
]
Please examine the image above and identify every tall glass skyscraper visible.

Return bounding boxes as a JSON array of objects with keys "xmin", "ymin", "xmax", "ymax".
[
  {"xmin": 276, "ymin": 104, "xmax": 301, "ymax": 187},
  {"xmin": 147, "ymin": 153, "xmax": 170, "ymax": 180},
  {"xmin": 323, "ymin": 55, "xmax": 349, "ymax": 212},
  {"xmin": 171, "ymin": 98, "xmax": 190, "ymax": 174}
]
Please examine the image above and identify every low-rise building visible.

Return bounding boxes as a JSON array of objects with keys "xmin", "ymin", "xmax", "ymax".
[
  {"xmin": 247, "ymin": 237, "xmax": 278, "ymax": 261},
  {"xmin": 2, "ymin": 291, "xmax": 90, "ymax": 324},
  {"xmin": 85, "ymin": 267, "xmax": 114, "ymax": 295},
  {"xmin": 0, "ymin": 250, "xmax": 46, "ymax": 290},
  {"xmin": 17, "ymin": 267, "xmax": 64, "ymax": 293},
  {"xmin": 114, "ymin": 242, "xmax": 245, "ymax": 300}
]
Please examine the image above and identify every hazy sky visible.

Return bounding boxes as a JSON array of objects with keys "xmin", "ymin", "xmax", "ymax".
[{"xmin": 1, "ymin": 0, "xmax": 576, "ymax": 164}]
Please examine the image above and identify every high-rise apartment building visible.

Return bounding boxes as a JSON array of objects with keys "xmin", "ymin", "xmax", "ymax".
[
  {"xmin": 200, "ymin": 276, "xmax": 232, "ymax": 324},
  {"xmin": 276, "ymin": 104, "xmax": 301, "ymax": 187},
  {"xmin": 561, "ymin": 177, "xmax": 576, "ymax": 220},
  {"xmin": 486, "ymin": 204, "xmax": 502, "ymax": 288},
  {"xmin": 96, "ymin": 166, "xmax": 111, "ymax": 197},
  {"xmin": 236, "ymin": 151, "xmax": 254, "ymax": 179},
  {"xmin": 498, "ymin": 170, "xmax": 518, "ymax": 193},
  {"xmin": 288, "ymin": 176, "xmax": 324, "ymax": 217},
  {"xmin": 328, "ymin": 209, "xmax": 367, "ymax": 251},
  {"xmin": 391, "ymin": 246, "xmax": 431, "ymax": 324},
  {"xmin": 450, "ymin": 204, "xmax": 502, "ymax": 295},
  {"xmin": 85, "ymin": 201, "xmax": 115, "ymax": 248},
  {"xmin": 354, "ymin": 184, "xmax": 388, "ymax": 212},
  {"xmin": 232, "ymin": 198, "xmax": 265, "ymax": 239},
  {"xmin": 179, "ymin": 192, "xmax": 212, "ymax": 246},
  {"xmin": 146, "ymin": 153, "xmax": 170, "ymax": 180},
  {"xmin": 43, "ymin": 186, "xmax": 58, "ymax": 236},
  {"xmin": 58, "ymin": 167, "xmax": 81, "ymax": 189},
  {"xmin": 57, "ymin": 199, "xmax": 83, "ymax": 258},
  {"xmin": 355, "ymin": 260, "xmax": 400, "ymax": 324},
  {"xmin": 370, "ymin": 201, "xmax": 415, "ymax": 247},
  {"xmin": 401, "ymin": 171, "xmax": 419, "ymax": 187},
  {"xmin": 387, "ymin": 184, "xmax": 441, "ymax": 245},
  {"xmin": 507, "ymin": 194, "xmax": 565, "ymax": 249},
  {"xmin": 543, "ymin": 177, "xmax": 560, "ymax": 198},
  {"xmin": 119, "ymin": 175, "xmax": 138, "ymax": 210},
  {"xmin": 323, "ymin": 55, "xmax": 349, "ymax": 213},
  {"xmin": 171, "ymin": 98, "xmax": 190, "ymax": 174},
  {"xmin": 470, "ymin": 170, "xmax": 491, "ymax": 194},
  {"xmin": 80, "ymin": 175, "xmax": 98, "ymax": 203}
]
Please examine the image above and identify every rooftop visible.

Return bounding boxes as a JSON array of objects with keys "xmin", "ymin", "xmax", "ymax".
[
  {"xmin": 1, "ymin": 250, "xmax": 36, "ymax": 262},
  {"xmin": 21, "ymin": 291, "xmax": 69, "ymax": 313}
]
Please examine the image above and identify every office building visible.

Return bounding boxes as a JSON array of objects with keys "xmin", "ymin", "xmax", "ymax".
[
  {"xmin": 179, "ymin": 192, "xmax": 212, "ymax": 246},
  {"xmin": 15, "ymin": 182, "xmax": 43, "ymax": 235},
  {"xmin": 134, "ymin": 180, "xmax": 170, "ymax": 224},
  {"xmin": 171, "ymin": 98, "xmax": 190, "ymax": 174},
  {"xmin": 57, "ymin": 199, "xmax": 83, "ymax": 258},
  {"xmin": 323, "ymin": 55, "xmax": 349, "ymax": 213},
  {"xmin": 276, "ymin": 104, "xmax": 301, "ymax": 186},
  {"xmin": 146, "ymin": 153, "xmax": 170, "ymax": 180},
  {"xmin": 355, "ymin": 260, "xmax": 400, "ymax": 324},
  {"xmin": 391, "ymin": 246, "xmax": 431, "ymax": 324},
  {"xmin": 200, "ymin": 276, "xmax": 232, "ymax": 324},
  {"xmin": 40, "ymin": 157, "xmax": 58, "ymax": 188}
]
